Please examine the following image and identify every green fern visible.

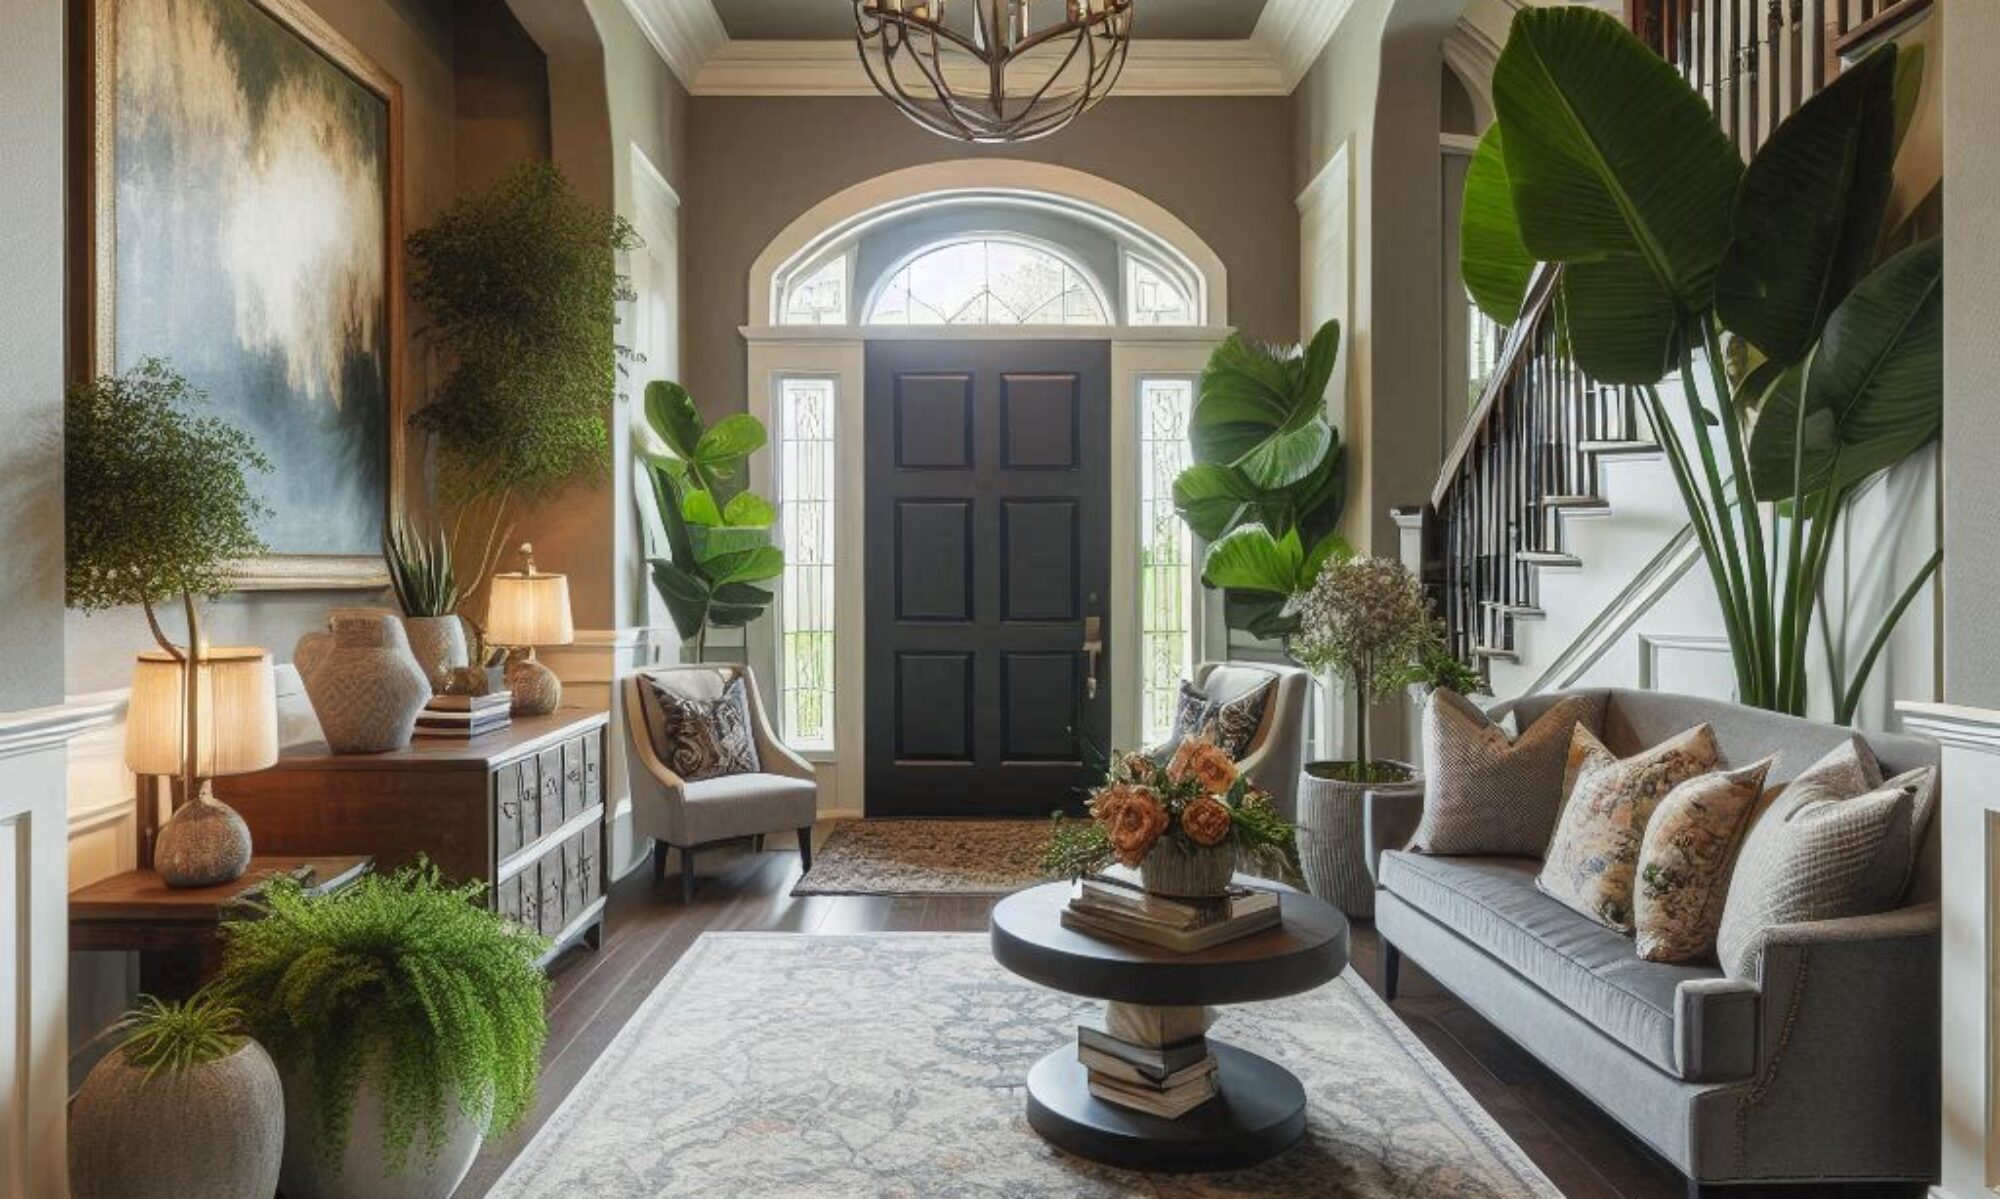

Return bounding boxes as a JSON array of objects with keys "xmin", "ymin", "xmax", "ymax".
[
  {"xmin": 215, "ymin": 864, "xmax": 549, "ymax": 1173},
  {"xmin": 117, "ymin": 990, "xmax": 247, "ymax": 1081}
]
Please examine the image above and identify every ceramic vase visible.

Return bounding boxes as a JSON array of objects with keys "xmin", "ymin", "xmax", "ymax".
[
  {"xmin": 154, "ymin": 790, "xmax": 253, "ymax": 887},
  {"xmin": 295, "ymin": 610, "xmax": 431, "ymax": 754},
  {"xmin": 401, "ymin": 615, "xmax": 468, "ymax": 692},
  {"xmin": 1139, "ymin": 838, "xmax": 1236, "ymax": 899},
  {"xmin": 277, "ymin": 1054, "xmax": 486, "ymax": 1199},
  {"xmin": 1296, "ymin": 760, "xmax": 1424, "ymax": 919},
  {"xmin": 70, "ymin": 1038, "xmax": 284, "ymax": 1199}
]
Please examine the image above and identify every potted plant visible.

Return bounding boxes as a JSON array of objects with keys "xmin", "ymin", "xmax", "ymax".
[
  {"xmin": 640, "ymin": 379, "xmax": 785, "ymax": 661},
  {"xmin": 1172, "ymin": 320, "xmax": 1350, "ymax": 640},
  {"xmin": 384, "ymin": 514, "xmax": 468, "ymax": 691},
  {"xmin": 69, "ymin": 990, "xmax": 284, "ymax": 1199},
  {"xmin": 1288, "ymin": 555, "xmax": 1439, "ymax": 917},
  {"xmin": 215, "ymin": 864, "xmax": 549, "ymax": 1199},
  {"xmin": 1043, "ymin": 738, "xmax": 1301, "ymax": 898},
  {"xmin": 406, "ymin": 161, "xmax": 641, "ymax": 645},
  {"xmin": 66, "ymin": 358, "xmax": 273, "ymax": 885}
]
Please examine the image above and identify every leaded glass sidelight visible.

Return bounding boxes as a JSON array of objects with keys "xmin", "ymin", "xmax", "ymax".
[{"xmin": 777, "ymin": 377, "xmax": 838, "ymax": 750}]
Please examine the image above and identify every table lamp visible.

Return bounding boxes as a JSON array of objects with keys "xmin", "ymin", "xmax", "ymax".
[
  {"xmin": 126, "ymin": 646, "xmax": 279, "ymax": 887},
  {"xmin": 486, "ymin": 543, "xmax": 574, "ymax": 716}
]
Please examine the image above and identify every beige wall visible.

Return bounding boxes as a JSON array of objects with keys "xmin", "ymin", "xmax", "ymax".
[
  {"xmin": 1944, "ymin": 0, "xmax": 1998, "ymax": 708},
  {"xmin": 681, "ymin": 96, "xmax": 1298, "ymax": 423}
]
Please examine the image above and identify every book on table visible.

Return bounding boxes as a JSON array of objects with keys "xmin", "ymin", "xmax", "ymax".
[
  {"xmin": 1077, "ymin": 1023, "xmax": 1213, "ymax": 1076},
  {"xmin": 1060, "ymin": 894, "xmax": 1281, "ymax": 953},
  {"xmin": 1079, "ymin": 1045, "xmax": 1219, "ymax": 1090},
  {"xmin": 1073, "ymin": 874, "xmax": 1278, "ymax": 930},
  {"xmin": 1087, "ymin": 1069, "xmax": 1219, "ymax": 1119},
  {"xmin": 423, "ymin": 693, "xmax": 512, "ymax": 714}
]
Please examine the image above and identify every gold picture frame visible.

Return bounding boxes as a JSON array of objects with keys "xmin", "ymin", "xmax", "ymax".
[{"xmin": 85, "ymin": 0, "xmax": 406, "ymax": 591}]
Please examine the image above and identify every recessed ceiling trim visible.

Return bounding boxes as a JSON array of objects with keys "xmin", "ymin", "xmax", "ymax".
[
  {"xmin": 1253, "ymin": 0, "xmax": 1362, "ymax": 90},
  {"xmin": 691, "ymin": 39, "xmax": 1287, "ymax": 98}
]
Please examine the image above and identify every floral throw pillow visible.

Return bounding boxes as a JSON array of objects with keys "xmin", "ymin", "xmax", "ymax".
[
  {"xmin": 647, "ymin": 675, "xmax": 762, "ymax": 782},
  {"xmin": 1536, "ymin": 723, "xmax": 1719, "ymax": 933},
  {"xmin": 1632, "ymin": 757, "xmax": 1774, "ymax": 962}
]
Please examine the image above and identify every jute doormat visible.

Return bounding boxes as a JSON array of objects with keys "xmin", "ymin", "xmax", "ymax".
[{"xmin": 791, "ymin": 818, "xmax": 1054, "ymax": 896}]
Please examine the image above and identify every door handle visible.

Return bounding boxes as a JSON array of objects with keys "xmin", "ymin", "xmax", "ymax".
[{"xmin": 1081, "ymin": 616, "xmax": 1103, "ymax": 701}]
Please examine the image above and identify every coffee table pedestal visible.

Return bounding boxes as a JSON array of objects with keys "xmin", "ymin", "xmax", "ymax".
[{"xmin": 1025, "ymin": 1039, "xmax": 1307, "ymax": 1174}]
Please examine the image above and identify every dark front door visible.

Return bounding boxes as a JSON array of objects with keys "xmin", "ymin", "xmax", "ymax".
[{"xmin": 865, "ymin": 340, "xmax": 1112, "ymax": 817}]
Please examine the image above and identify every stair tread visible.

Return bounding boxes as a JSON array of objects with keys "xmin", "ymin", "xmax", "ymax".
[
  {"xmin": 1578, "ymin": 439, "xmax": 1661, "ymax": 456},
  {"xmin": 1482, "ymin": 602, "xmax": 1546, "ymax": 618},
  {"xmin": 1518, "ymin": 550, "xmax": 1583, "ymax": 567},
  {"xmin": 1472, "ymin": 645, "xmax": 1522, "ymax": 662},
  {"xmin": 1543, "ymin": 495, "xmax": 1610, "ymax": 508}
]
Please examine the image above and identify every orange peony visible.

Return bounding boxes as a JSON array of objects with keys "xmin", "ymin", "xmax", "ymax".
[
  {"xmin": 1094, "ymin": 783, "xmax": 1170, "ymax": 867},
  {"xmin": 1120, "ymin": 751, "xmax": 1160, "ymax": 783},
  {"xmin": 1180, "ymin": 795, "xmax": 1234, "ymax": 847},
  {"xmin": 1167, "ymin": 735, "xmax": 1238, "ymax": 795}
]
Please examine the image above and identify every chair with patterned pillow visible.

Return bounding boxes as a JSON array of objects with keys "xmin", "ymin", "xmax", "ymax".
[
  {"xmin": 623, "ymin": 663, "xmax": 819, "ymax": 902},
  {"xmin": 1150, "ymin": 661, "xmax": 1312, "ymax": 821}
]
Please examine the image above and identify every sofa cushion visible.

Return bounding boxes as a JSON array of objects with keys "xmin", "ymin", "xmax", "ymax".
[
  {"xmin": 644, "ymin": 673, "xmax": 762, "ymax": 782},
  {"xmin": 1380, "ymin": 850, "xmax": 1727, "ymax": 1078},
  {"xmin": 1411, "ymin": 688, "xmax": 1605, "ymax": 857},
  {"xmin": 680, "ymin": 773, "xmax": 818, "ymax": 845},
  {"xmin": 1633, "ymin": 757, "xmax": 1773, "ymax": 963}
]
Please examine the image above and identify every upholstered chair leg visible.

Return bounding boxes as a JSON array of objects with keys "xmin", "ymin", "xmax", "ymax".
[
  {"xmin": 1685, "ymin": 1181, "xmax": 1720, "ymax": 1199},
  {"xmin": 753, "ymin": 833, "xmax": 766, "ymax": 852},
  {"xmin": 797, "ymin": 826, "xmax": 814, "ymax": 872},
  {"xmin": 1381, "ymin": 940, "xmax": 1402, "ymax": 1002},
  {"xmin": 653, "ymin": 839, "xmax": 667, "ymax": 884},
  {"xmin": 680, "ymin": 845, "xmax": 697, "ymax": 904}
]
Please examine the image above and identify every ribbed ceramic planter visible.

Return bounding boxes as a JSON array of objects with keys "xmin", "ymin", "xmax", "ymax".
[
  {"xmin": 295, "ymin": 610, "xmax": 431, "ymax": 754},
  {"xmin": 278, "ymin": 1055, "xmax": 486, "ymax": 1199},
  {"xmin": 1297, "ymin": 760, "xmax": 1424, "ymax": 920},
  {"xmin": 401, "ymin": 615, "xmax": 468, "ymax": 692},
  {"xmin": 70, "ymin": 1039, "xmax": 284, "ymax": 1199},
  {"xmin": 1138, "ymin": 839, "xmax": 1236, "ymax": 899}
]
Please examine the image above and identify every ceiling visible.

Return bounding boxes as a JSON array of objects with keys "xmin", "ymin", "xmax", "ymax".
[{"xmin": 708, "ymin": 0, "xmax": 1274, "ymax": 42}]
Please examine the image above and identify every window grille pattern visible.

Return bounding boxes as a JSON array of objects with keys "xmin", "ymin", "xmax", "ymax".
[
  {"xmin": 777, "ymin": 377, "xmax": 838, "ymax": 750},
  {"xmin": 784, "ymin": 257, "xmax": 848, "ymax": 325},
  {"xmin": 1138, "ymin": 377, "xmax": 1196, "ymax": 743},
  {"xmin": 1127, "ymin": 257, "xmax": 1198, "ymax": 326},
  {"xmin": 867, "ymin": 238, "xmax": 1108, "ymax": 326}
]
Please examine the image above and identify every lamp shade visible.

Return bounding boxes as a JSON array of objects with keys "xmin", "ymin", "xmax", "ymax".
[
  {"xmin": 486, "ymin": 569, "xmax": 575, "ymax": 648},
  {"xmin": 124, "ymin": 647, "xmax": 280, "ymax": 778}
]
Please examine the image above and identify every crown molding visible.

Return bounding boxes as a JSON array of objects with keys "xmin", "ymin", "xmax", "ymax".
[
  {"xmin": 690, "ymin": 38, "xmax": 1288, "ymax": 97},
  {"xmin": 622, "ymin": 0, "xmax": 729, "ymax": 90},
  {"xmin": 1253, "ymin": 0, "xmax": 1362, "ymax": 90}
]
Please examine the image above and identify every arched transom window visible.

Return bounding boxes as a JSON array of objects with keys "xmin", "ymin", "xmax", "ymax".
[{"xmin": 866, "ymin": 237, "xmax": 1110, "ymax": 326}]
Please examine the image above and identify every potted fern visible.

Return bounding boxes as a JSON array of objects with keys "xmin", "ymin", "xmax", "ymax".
[
  {"xmin": 216, "ymin": 865, "xmax": 549, "ymax": 1199},
  {"xmin": 69, "ymin": 991, "xmax": 284, "ymax": 1199}
]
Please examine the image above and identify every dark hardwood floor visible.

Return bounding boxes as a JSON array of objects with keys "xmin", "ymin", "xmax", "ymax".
[{"xmin": 455, "ymin": 831, "xmax": 1923, "ymax": 1199}]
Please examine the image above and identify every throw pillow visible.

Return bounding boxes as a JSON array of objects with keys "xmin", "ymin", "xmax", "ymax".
[
  {"xmin": 1165, "ymin": 678, "xmax": 1274, "ymax": 762},
  {"xmin": 1537, "ymin": 724, "xmax": 1720, "ymax": 933},
  {"xmin": 1632, "ymin": 756, "xmax": 1774, "ymax": 963},
  {"xmin": 1714, "ymin": 740, "xmax": 1938, "ymax": 980},
  {"xmin": 1410, "ymin": 689, "xmax": 1608, "ymax": 857},
  {"xmin": 646, "ymin": 674, "xmax": 762, "ymax": 782}
]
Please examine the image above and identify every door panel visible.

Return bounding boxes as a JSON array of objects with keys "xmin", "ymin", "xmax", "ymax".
[{"xmin": 866, "ymin": 340, "xmax": 1111, "ymax": 816}]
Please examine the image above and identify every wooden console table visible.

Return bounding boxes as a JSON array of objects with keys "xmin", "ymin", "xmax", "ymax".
[
  {"xmin": 70, "ymin": 854, "xmax": 371, "ymax": 998},
  {"xmin": 215, "ymin": 707, "xmax": 611, "ymax": 964}
]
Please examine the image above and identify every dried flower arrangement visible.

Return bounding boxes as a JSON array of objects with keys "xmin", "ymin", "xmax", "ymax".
[{"xmin": 1043, "ymin": 737, "xmax": 1302, "ymax": 885}]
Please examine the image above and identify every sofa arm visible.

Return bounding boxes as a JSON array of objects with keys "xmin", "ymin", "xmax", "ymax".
[
  {"xmin": 1675, "ymin": 977, "xmax": 1759, "ymax": 1082},
  {"xmin": 1362, "ymin": 789, "xmax": 1424, "ymax": 887}
]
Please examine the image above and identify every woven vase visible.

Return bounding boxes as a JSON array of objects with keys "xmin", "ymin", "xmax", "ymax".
[
  {"xmin": 401, "ymin": 615, "xmax": 468, "ymax": 692},
  {"xmin": 1138, "ymin": 839, "xmax": 1236, "ymax": 899},
  {"xmin": 1297, "ymin": 761, "xmax": 1424, "ymax": 919},
  {"xmin": 296, "ymin": 610, "xmax": 431, "ymax": 754},
  {"xmin": 70, "ymin": 1039, "xmax": 284, "ymax": 1199}
]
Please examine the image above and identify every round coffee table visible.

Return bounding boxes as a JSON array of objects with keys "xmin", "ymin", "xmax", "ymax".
[{"xmin": 989, "ymin": 879, "xmax": 1349, "ymax": 1173}]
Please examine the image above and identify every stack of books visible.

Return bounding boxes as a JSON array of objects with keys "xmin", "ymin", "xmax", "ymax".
[
  {"xmin": 413, "ymin": 692, "xmax": 512, "ymax": 740},
  {"xmin": 1059, "ymin": 874, "xmax": 1281, "ymax": 953},
  {"xmin": 1077, "ymin": 1021, "xmax": 1218, "ymax": 1118}
]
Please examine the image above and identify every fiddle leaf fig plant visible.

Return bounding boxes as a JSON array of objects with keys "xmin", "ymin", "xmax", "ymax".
[
  {"xmin": 642, "ymin": 380, "xmax": 785, "ymax": 659},
  {"xmin": 1463, "ymin": 6, "xmax": 1941, "ymax": 723},
  {"xmin": 1173, "ymin": 320, "xmax": 1351, "ymax": 640}
]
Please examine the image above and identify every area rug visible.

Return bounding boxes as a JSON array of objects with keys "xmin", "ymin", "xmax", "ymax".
[
  {"xmin": 486, "ymin": 934, "xmax": 1560, "ymax": 1198},
  {"xmin": 791, "ymin": 818, "xmax": 1052, "ymax": 896}
]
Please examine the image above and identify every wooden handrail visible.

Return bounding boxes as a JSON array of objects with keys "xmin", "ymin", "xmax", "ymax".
[{"xmin": 1431, "ymin": 262, "xmax": 1562, "ymax": 510}]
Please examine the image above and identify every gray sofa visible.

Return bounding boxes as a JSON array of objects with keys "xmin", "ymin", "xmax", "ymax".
[{"xmin": 1364, "ymin": 689, "xmax": 1940, "ymax": 1196}]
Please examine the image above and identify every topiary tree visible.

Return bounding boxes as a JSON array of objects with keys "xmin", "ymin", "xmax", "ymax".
[
  {"xmin": 65, "ymin": 358, "xmax": 271, "ymax": 798},
  {"xmin": 406, "ymin": 161, "xmax": 642, "ymax": 624},
  {"xmin": 1288, "ymin": 555, "xmax": 1434, "ymax": 781}
]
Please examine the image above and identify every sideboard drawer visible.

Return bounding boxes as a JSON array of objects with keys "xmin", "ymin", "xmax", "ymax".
[
  {"xmin": 536, "ymin": 747, "xmax": 564, "ymax": 833},
  {"xmin": 561, "ymin": 740, "xmax": 587, "ymax": 822},
  {"xmin": 517, "ymin": 755, "xmax": 542, "ymax": 845},
  {"xmin": 496, "ymin": 762, "xmax": 526, "ymax": 858},
  {"xmin": 496, "ymin": 872, "xmax": 523, "ymax": 926},
  {"xmin": 537, "ymin": 850, "xmax": 566, "ymax": 938}
]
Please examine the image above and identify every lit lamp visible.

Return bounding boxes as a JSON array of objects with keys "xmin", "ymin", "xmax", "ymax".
[
  {"xmin": 486, "ymin": 543, "xmax": 574, "ymax": 717},
  {"xmin": 126, "ymin": 646, "xmax": 279, "ymax": 888}
]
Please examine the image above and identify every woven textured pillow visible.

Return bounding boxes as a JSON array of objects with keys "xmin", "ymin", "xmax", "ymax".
[
  {"xmin": 1632, "ymin": 756, "xmax": 1774, "ymax": 963},
  {"xmin": 1409, "ymin": 689, "xmax": 1607, "ymax": 857},
  {"xmin": 1537, "ymin": 723, "xmax": 1719, "ymax": 933},
  {"xmin": 1715, "ymin": 739, "xmax": 1937, "ymax": 980},
  {"xmin": 1166, "ymin": 678, "xmax": 1274, "ymax": 761},
  {"xmin": 646, "ymin": 674, "xmax": 762, "ymax": 782}
]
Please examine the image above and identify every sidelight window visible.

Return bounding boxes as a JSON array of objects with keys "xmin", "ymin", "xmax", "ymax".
[
  {"xmin": 1137, "ymin": 376, "xmax": 1197, "ymax": 744},
  {"xmin": 776, "ymin": 376, "xmax": 839, "ymax": 751}
]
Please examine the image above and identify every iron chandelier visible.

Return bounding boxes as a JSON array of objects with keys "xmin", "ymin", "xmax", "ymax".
[{"xmin": 854, "ymin": 0, "xmax": 1135, "ymax": 143}]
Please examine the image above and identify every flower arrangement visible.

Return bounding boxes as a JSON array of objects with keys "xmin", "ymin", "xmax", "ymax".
[{"xmin": 1043, "ymin": 737, "xmax": 1302, "ymax": 887}]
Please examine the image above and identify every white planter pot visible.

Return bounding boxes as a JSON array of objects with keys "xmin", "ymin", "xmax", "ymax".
[
  {"xmin": 70, "ymin": 1040, "xmax": 284, "ymax": 1199},
  {"xmin": 278, "ymin": 1055, "xmax": 486, "ymax": 1199}
]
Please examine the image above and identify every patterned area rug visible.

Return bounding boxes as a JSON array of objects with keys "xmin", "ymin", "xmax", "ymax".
[
  {"xmin": 487, "ymin": 934, "xmax": 1560, "ymax": 1198},
  {"xmin": 792, "ymin": 818, "xmax": 1053, "ymax": 896}
]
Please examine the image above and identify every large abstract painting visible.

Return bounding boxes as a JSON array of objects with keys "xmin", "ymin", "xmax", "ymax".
[{"xmin": 94, "ymin": 0, "xmax": 402, "ymax": 587}]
